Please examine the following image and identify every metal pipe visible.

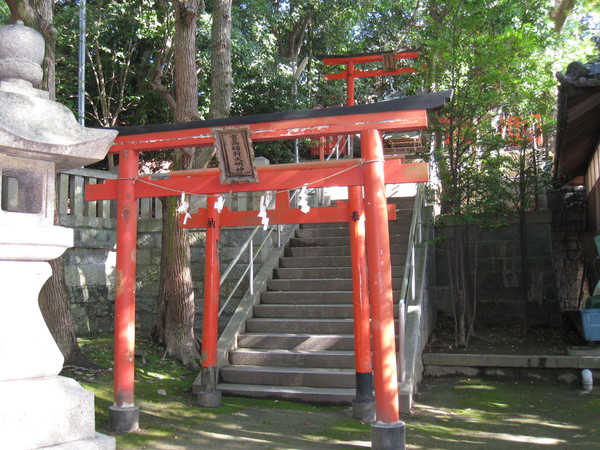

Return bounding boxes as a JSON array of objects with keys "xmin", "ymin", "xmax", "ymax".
[
  {"xmin": 249, "ymin": 239, "xmax": 254, "ymax": 295},
  {"xmin": 218, "ymin": 224, "xmax": 277, "ymax": 317}
]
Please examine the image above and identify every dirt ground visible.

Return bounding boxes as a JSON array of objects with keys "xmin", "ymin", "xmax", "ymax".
[{"xmin": 424, "ymin": 316, "xmax": 575, "ymax": 355}]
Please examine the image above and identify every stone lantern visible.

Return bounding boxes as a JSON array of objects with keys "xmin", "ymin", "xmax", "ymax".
[{"xmin": 0, "ymin": 22, "xmax": 117, "ymax": 449}]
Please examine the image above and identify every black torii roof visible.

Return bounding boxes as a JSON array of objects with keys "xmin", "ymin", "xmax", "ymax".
[
  {"xmin": 554, "ymin": 62, "xmax": 600, "ymax": 185},
  {"xmin": 110, "ymin": 90, "xmax": 453, "ymax": 138}
]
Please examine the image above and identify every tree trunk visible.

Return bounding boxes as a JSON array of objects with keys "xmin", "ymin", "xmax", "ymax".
[
  {"xmin": 154, "ymin": 0, "xmax": 202, "ymax": 370},
  {"xmin": 154, "ymin": 0, "xmax": 233, "ymax": 369},
  {"xmin": 448, "ymin": 224, "xmax": 473, "ymax": 347},
  {"xmin": 39, "ymin": 252, "xmax": 98, "ymax": 368},
  {"xmin": 155, "ymin": 151, "xmax": 199, "ymax": 369},
  {"xmin": 208, "ymin": 0, "xmax": 232, "ymax": 120}
]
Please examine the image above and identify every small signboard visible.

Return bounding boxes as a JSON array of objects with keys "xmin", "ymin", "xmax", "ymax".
[
  {"xmin": 383, "ymin": 53, "xmax": 397, "ymax": 73},
  {"xmin": 212, "ymin": 126, "xmax": 259, "ymax": 184}
]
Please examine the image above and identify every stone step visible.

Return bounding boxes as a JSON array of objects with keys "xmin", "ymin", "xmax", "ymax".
[
  {"xmin": 289, "ymin": 236, "xmax": 351, "ymax": 247},
  {"xmin": 273, "ymin": 266, "xmax": 404, "ymax": 280},
  {"xmin": 260, "ymin": 291, "xmax": 353, "ymax": 304},
  {"xmin": 228, "ymin": 348, "xmax": 356, "ymax": 368},
  {"xmin": 294, "ymin": 221, "xmax": 411, "ymax": 238},
  {"xmin": 237, "ymin": 333, "xmax": 355, "ymax": 350},
  {"xmin": 290, "ymin": 235, "xmax": 408, "ymax": 247},
  {"xmin": 245, "ymin": 318, "xmax": 355, "ymax": 334},
  {"xmin": 295, "ymin": 228, "xmax": 350, "ymax": 238},
  {"xmin": 252, "ymin": 304, "xmax": 400, "ymax": 319},
  {"xmin": 216, "ymin": 383, "xmax": 355, "ymax": 404},
  {"xmin": 299, "ymin": 222, "xmax": 346, "ymax": 229},
  {"xmin": 267, "ymin": 277, "xmax": 403, "ymax": 291},
  {"xmin": 273, "ymin": 266, "xmax": 353, "ymax": 279},
  {"xmin": 278, "ymin": 255, "xmax": 351, "ymax": 268},
  {"xmin": 259, "ymin": 290, "xmax": 402, "ymax": 305},
  {"xmin": 285, "ymin": 245, "xmax": 407, "ymax": 258},
  {"xmin": 253, "ymin": 304, "xmax": 354, "ymax": 319},
  {"xmin": 219, "ymin": 365, "xmax": 356, "ymax": 388}
]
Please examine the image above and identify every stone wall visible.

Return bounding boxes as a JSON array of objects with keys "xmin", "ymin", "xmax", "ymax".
[
  {"xmin": 60, "ymin": 214, "xmax": 275, "ymax": 335},
  {"xmin": 434, "ymin": 211, "xmax": 560, "ymax": 327}
]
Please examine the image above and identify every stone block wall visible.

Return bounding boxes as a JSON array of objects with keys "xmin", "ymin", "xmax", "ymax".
[
  {"xmin": 434, "ymin": 211, "xmax": 560, "ymax": 327},
  {"xmin": 60, "ymin": 214, "xmax": 274, "ymax": 335}
]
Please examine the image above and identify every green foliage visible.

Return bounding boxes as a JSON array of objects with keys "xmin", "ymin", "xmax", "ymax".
[
  {"xmin": 421, "ymin": 0, "xmax": 584, "ymax": 223},
  {"xmin": 0, "ymin": 3, "xmax": 10, "ymax": 24}
]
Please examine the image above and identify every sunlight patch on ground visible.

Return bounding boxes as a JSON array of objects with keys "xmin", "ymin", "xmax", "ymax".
[
  {"xmin": 467, "ymin": 430, "xmax": 566, "ymax": 445},
  {"xmin": 418, "ymin": 405, "xmax": 456, "ymax": 416},
  {"xmin": 484, "ymin": 402, "xmax": 509, "ymax": 408},
  {"xmin": 506, "ymin": 416, "xmax": 581, "ymax": 430},
  {"xmin": 329, "ymin": 438, "xmax": 371, "ymax": 447},
  {"xmin": 191, "ymin": 429, "xmax": 275, "ymax": 445},
  {"xmin": 454, "ymin": 384, "xmax": 497, "ymax": 391}
]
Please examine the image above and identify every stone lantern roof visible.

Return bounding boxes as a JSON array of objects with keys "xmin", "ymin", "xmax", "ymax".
[{"xmin": 0, "ymin": 21, "xmax": 117, "ymax": 171}]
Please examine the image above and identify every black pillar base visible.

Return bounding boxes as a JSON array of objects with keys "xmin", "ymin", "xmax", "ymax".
[
  {"xmin": 352, "ymin": 371, "xmax": 375, "ymax": 422},
  {"xmin": 371, "ymin": 420, "xmax": 405, "ymax": 450},
  {"xmin": 108, "ymin": 404, "xmax": 139, "ymax": 433}
]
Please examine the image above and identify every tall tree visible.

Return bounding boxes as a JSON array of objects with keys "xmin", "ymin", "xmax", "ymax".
[
  {"xmin": 152, "ymin": 0, "xmax": 202, "ymax": 370},
  {"xmin": 7, "ymin": 0, "xmax": 96, "ymax": 367},
  {"xmin": 422, "ymin": 0, "xmax": 557, "ymax": 345},
  {"xmin": 422, "ymin": 0, "xmax": 593, "ymax": 344},
  {"xmin": 153, "ymin": 0, "xmax": 233, "ymax": 369}
]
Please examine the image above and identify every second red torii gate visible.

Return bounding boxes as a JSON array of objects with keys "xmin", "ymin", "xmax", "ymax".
[{"xmin": 86, "ymin": 90, "xmax": 451, "ymax": 445}]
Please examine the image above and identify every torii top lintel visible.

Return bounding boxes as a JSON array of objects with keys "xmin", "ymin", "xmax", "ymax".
[
  {"xmin": 105, "ymin": 90, "xmax": 452, "ymax": 154},
  {"xmin": 321, "ymin": 50, "xmax": 421, "ymax": 81}
]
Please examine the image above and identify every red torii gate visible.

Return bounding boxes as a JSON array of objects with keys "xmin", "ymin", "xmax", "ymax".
[
  {"xmin": 177, "ymin": 161, "xmax": 417, "ymax": 412},
  {"xmin": 86, "ymin": 91, "xmax": 451, "ymax": 446}
]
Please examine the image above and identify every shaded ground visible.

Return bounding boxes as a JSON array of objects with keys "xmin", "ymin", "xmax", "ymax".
[
  {"xmin": 425, "ymin": 317, "xmax": 575, "ymax": 355},
  {"xmin": 62, "ymin": 332, "xmax": 599, "ymax": 449},
  {"xmin": 407, "ymin": 377, "xmax": 599, "ymax": 449}
]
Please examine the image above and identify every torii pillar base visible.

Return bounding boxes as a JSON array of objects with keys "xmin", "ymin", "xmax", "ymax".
[
  {"xmin": 196, "ymin": 366, "xmax": 222, "ymax": 408},
  {"xmin": 108, "ymin": 405, "xmax": 140, "ymax": 434},
  {"xmin": 352, "ymin": 397, "xmax": 376, "ymax": 423},
  {"xmin": 371, "ymin": 421, "xmax": 406, "ymax": 450}
]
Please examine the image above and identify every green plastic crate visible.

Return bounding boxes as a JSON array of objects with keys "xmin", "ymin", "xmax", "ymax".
[
  {"xmin": 585, "ymin": 296, "xmax": 600, "ymax": 310},
  {"xmin": 581, "ymin": 308, "xmax": 600, "ymax": 342}
]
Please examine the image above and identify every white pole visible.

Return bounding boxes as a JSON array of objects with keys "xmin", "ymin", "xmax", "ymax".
[{"xmin": 78, "ymin": 0, "xmax": 86, "ymax": 126}]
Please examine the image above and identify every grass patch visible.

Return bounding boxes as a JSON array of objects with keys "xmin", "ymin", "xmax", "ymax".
[
  {"xmin": 407, "ymin": 377, "xmax": 600, "ymax": 449},
  {"xmin": 65, "ymin": 335, "xmax": 600, "ymax": 448},
  {"xmin": 66, "ymin": 334, "xmax": 368, "ymax": 448}
]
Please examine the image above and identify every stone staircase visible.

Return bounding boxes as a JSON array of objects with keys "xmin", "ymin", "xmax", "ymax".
[{"xmin": 215, "ymin": 197, "xmax": 415, "ymax": 404}]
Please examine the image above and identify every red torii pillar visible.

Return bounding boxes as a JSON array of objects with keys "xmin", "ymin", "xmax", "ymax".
[
  {"xmin": 196, "ymin": 195, "xmax": 223, "ymax": 407},
  {"xmin": 362, "ymin": 130, "xmax": 405, "ymax": 446},
  {"xmin": 108, "ymin": 148, "xmax": 140, "ymax": 433}
]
